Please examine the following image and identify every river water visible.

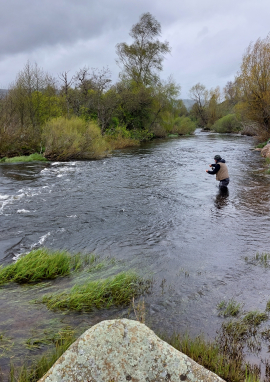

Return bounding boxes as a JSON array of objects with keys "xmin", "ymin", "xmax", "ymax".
[{"xmin": 1, "ymin": 130, "xmax": 270, "ymax": 372}]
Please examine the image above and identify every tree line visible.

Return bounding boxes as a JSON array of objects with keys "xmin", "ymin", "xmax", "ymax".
[
  {"xmin": 1, "ymin": 13, "xmax": 270, "ymax": 160},
  {"xmin": 0, "ymin": 13, "xmax": 194, "ymax": 160},
  {"xmin": 189, "ymin": 34, "xmax": 270, "ymax": 139}
]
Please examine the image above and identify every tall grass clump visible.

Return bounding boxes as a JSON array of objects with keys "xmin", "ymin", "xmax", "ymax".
[
  {"xmin": 0, "ymin": 249, "xmax": 105, "ymax": 285},
  {"xmin": 212, "ymin": 114, "xmax": 242, "ymax": 133},
  {"xmin": 42, "ymin": 117, "xmax": 110, "ymax": 161},
  {"xmin": 245, "ymin": 252, "xmax": 270, "ymax": 267},
  {"xmin": 161, "ymin": 333, "xmax": 260, "ymax": 382},
  {"xmin": 217, "ymin": 299, "xmax": 242, "ymax": 317},
  {"xmin": 42, "ymin": 272, "xmax": 151, "ymax": 312},
  {"xmin": 1, "ymin": 153, "xmax": 47, "ymax": 163},
  {"xmin": 8, "ymin": 329, "xmax": 75, "ymax": 382},
  {"xmin": 0, "ymin": 249, "xmax": 71, "ymax": 284}
]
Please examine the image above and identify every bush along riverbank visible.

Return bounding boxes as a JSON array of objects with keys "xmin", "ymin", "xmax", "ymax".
[{"xmin": 2, "ymin": 249, "xmax": 270, "ymax": 381}]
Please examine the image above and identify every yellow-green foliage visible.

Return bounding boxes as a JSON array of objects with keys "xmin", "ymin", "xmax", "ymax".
[
  {"xmin": 42, "ymin": 117, "xmax": 110, "ymax": 160},
  {"xmin": 212, "ymin": 114, "xmax": 242, "ymax": 133},
  {"xmin": 151, "ymin": 114, "xmax": 196, "ymax": 137},
  {"xmin": 173, "ymin": 116, "xmax": 196, "ymax": 135},
  {"xmin": 106, "ymin": 126, "xmax": 140, "ymax": 149}
]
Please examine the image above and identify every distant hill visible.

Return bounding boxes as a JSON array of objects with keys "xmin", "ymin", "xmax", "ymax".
[
  {"xmin": 0, "ymin": 89, "xmax": 8, "ymax": 96},
  {"xmin": 182, "ymin": 99, "xmax": 195, "ymax": 110}
]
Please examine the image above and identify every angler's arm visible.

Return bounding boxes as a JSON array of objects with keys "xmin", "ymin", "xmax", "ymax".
[{"xmin": 207, "ymin": 164, "xmax": 220, "ymax": 174}]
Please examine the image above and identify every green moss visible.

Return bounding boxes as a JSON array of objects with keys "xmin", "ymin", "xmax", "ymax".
[
  {"xmin": 2, "ymin": 153, "xmax": 47, "ymax": 163},
  {"xmin": 41, "ymin": 272, "xmax": 152, "ymax": 312}
]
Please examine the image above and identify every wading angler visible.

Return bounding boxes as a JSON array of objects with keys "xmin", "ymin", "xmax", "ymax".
[{"xmin": 206, "ymin": 154, "xmax": 230, "ymax": 188}]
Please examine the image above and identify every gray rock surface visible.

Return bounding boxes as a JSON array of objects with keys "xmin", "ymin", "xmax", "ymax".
[{"xmin": 39, "ymin": 319, "xmax": 225, "ymax": 382}]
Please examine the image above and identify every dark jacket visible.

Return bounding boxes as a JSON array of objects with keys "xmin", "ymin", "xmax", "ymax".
[{"xmin": 207, "ymin": 159, "xmax": 226, "ymax": 175}]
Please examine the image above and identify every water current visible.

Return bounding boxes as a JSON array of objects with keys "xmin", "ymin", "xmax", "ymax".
[{"xmin": 1, "ymin": 130, "xmax": 270, "ymax": 374}]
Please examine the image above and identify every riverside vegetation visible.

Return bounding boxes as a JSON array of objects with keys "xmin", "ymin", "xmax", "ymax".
[
  {"xmin": 0, "ymin": 248, "xmax": 152, "ymax": 381},
  {"xmin": 3, "ymin": 14, "xmax": 270, "ymax": 162},
  {"xmin": 2, "ymin": 249, "xmax": 270, "ymax": 381}
]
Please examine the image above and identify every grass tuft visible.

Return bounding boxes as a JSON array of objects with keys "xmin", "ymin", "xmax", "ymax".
[
  {"xmin": 217, "ymin": 299, "xmax": 241, "ymax": 317},
  {"xmin": 0, "ymin": 249, "xmax": 112, "ymax": 285},
  {"xmin": 0, "ymin": 248, "xmax": 71, "ymax": 285},
  {"xmin": 243, "ymin": 311, "xmax": 268, "ymax": 326},
  {"xmin": 42, "ymin": 272, "xmax": 152, "ymax": 312},
  {"xmin": 244, "ymin": 252, "xmax": 270, "ymax": 267},
  {"xmin": 8, "ymin": 328, "xmax": 75, "ymax": 382},
  {"xmin": 161, "ymin": 332, "xmax": 260, "ymax": 382}
]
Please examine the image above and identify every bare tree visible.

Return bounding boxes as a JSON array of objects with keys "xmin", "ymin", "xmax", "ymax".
[{"xmin": 58, "ymin": 71, "xmax": 74, "ymax": 116}]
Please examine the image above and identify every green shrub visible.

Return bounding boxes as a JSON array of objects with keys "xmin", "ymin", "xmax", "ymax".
[
  {"xmin": 105, "ymin": 125, "xmax": 140, "ymax": 149},
  {"xmin": 172, "ymin": 116, "xmax": 196, "ymax": 135},
  {"xmin": 212, "ymin": 114, "xmax": 242, "ymax": 133},
  {"xmin": 42, "ymin": 117, "xmax": 110, "ymax": 161}
]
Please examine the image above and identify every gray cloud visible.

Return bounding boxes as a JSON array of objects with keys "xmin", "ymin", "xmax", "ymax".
[{"xmin": 1, "ymin": 0, "xmax": 270, "ymax": 96}]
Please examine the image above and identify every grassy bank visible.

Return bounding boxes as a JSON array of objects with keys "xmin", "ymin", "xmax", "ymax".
[{"xmin": 0, "ymin": 153, "xmax": 47, "ymax": 163}]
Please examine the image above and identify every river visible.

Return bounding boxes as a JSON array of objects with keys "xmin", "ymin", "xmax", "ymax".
[{"xmin": 0, "ymin": 130, "xmax": 270, "ymax": 375}]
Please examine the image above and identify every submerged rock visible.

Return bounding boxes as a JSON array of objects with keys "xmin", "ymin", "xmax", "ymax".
[{"xmin": 39, "ymin": 319, "xmax": 224, "ymax": 382}]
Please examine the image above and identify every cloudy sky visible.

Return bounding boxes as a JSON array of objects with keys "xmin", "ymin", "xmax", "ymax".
[{"xmin": 1, "ymin": 0, "xmax": 270, "ymax": 97}]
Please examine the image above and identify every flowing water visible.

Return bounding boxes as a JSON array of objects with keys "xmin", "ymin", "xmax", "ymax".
[{"xmin": 1, "ymin": 130, "xmax": 270, "ymax": 376}]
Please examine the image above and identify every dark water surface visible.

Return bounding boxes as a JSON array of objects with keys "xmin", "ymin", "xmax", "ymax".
[{"xmin": 1, "ymin": 131, "xmax": 270, "ymax": 373}]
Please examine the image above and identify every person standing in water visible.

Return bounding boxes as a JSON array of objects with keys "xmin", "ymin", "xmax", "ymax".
[{"xmin": 206, "ymin": 155, "xmax": 230, "ymax": 188}]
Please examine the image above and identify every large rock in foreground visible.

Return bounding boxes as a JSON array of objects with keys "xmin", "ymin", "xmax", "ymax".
[{"xmin": 39, "ymin": 319, "xmax": 224, "ymax": 382}]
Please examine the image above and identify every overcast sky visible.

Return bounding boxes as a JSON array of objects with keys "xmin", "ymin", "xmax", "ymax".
[{"xmin": 1, "ymin": 0, "xmax": 270, "ymax": 98}]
